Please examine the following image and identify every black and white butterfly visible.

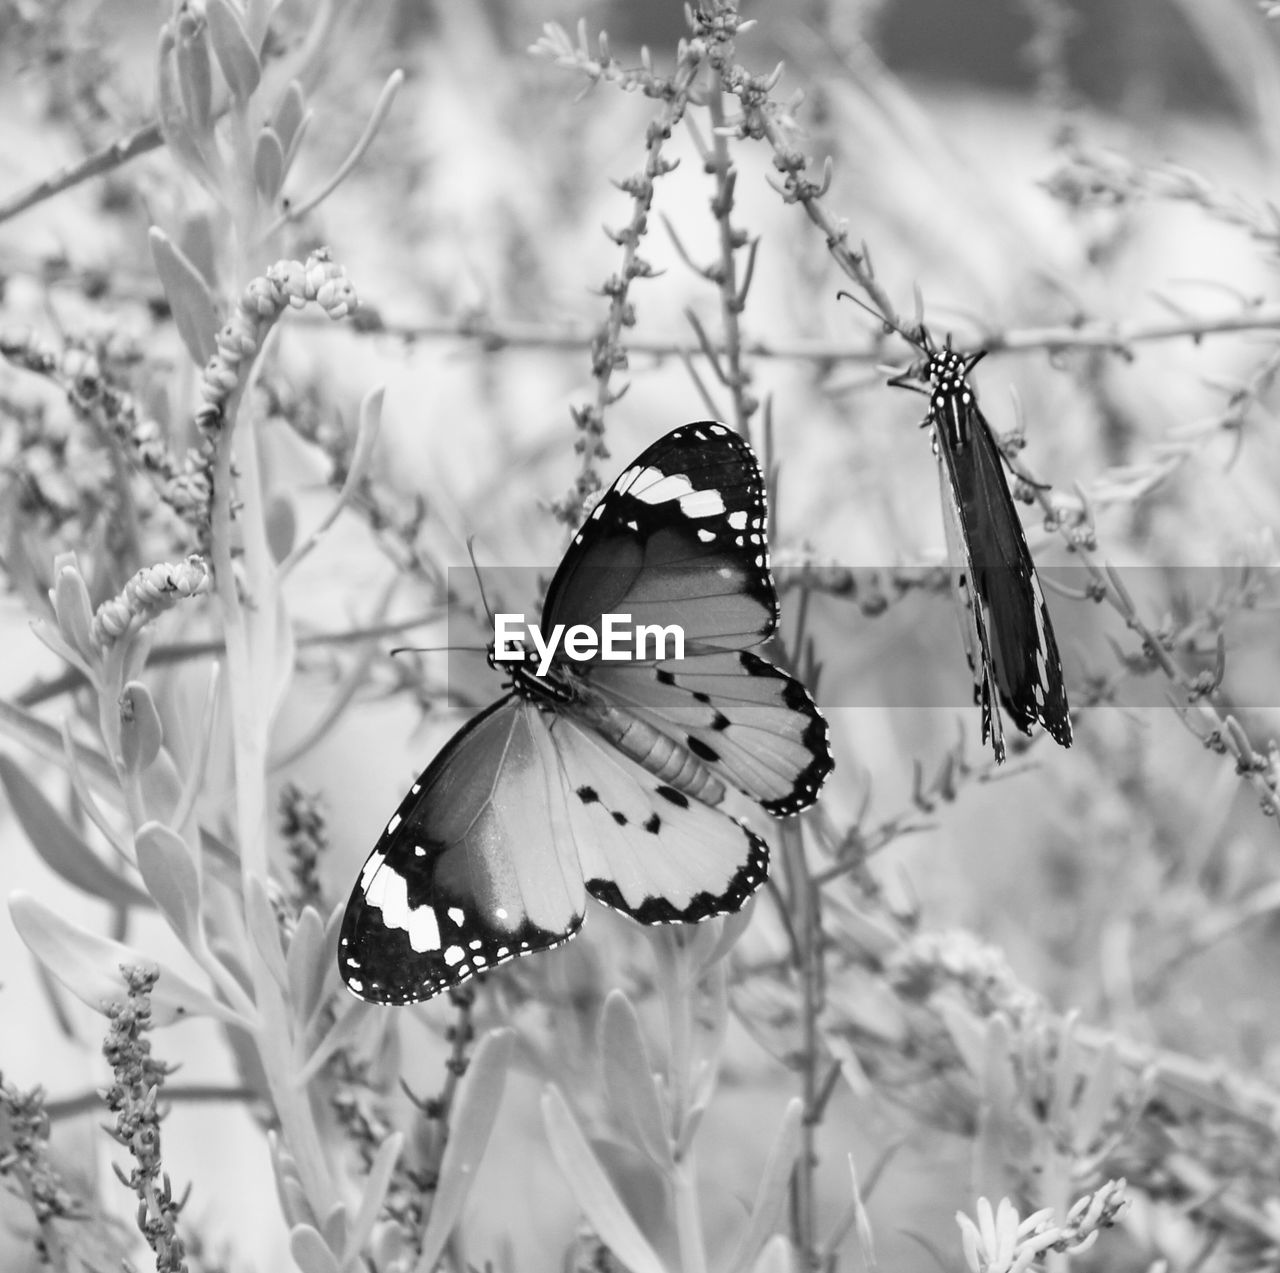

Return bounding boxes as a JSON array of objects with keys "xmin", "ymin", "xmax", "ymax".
[
  {"xmin": 339, "ymin": 423, "xmax": 833, "ymax": 1004},
  {"xmin": 893, "ymin": 335, "xmax": 1072, "ymax": 762}
]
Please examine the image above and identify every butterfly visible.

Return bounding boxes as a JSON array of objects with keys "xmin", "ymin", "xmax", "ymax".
[
  {"xmin": 892, "ymin": 334, "xmax": 1072, "ymax": 763},
  {"xmin": 339, "ymin": 423, "xmax": 833, "ymax": 1004}
]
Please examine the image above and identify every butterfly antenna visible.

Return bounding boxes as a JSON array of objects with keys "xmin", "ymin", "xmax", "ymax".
[
  {"xmin": 467, "ymin": 535, "xmax": 496, "ymax": 630},
  {"xmin": 835, "ymin": 288, "xmax": 933, "ymax": 353},
  {"xmin": 836, "ymin": 288, "xmax": 895, "ymax": 334},
  {"xmin": 836, "ymin": 290, "xmax": 932, "ymax": 394}
]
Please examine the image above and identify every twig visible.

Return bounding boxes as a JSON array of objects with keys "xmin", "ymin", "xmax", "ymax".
[
  {"xmin": 13, "ymin": 610, "xmax": 445, "ymax": 708},
  {"xmin": 0, "ymin": 121, "xmax": 164, "ymax": 227},
  {"xmin": 540, "ymin": 27, "xmax": 705, "ymax": 526},
  {"xmin": 702, "ymin": 72, "xmax": 758, "ymax": 434}
]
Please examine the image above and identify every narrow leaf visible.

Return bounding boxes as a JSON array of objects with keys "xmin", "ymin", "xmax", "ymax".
[
  {"xmin": 245, "ymin": 875, "xmax": 290, "ymax": 991},
  {"xmin": 136, "ymin": 745, "xmax": 185, "ymax": 831},
  {"xmin": 265, "ymin": 492, "xmax": 297, "ymax": 563},
  {"xmin": 280, "ymin": 387, "xmax": 384, "ymax": 579},
  {"xmin": 370, "ymin": 1223, "xmax": 408, "ymax": 1271},
  {"xmin": 155, "ymin": 27, "xmax": 213, "ymax": 187},
  {"xmin": 263, "ymin": 588, "xmax": 296, "ymax": 729},
  {"xmin": 51, "ymin": 559, "xmax": 96, "ymax": 665},
  {"xmin": 168, "ymin": 663, "xmax": 220, "ymax": 845},
  {"xmin": 600, "ymin": 991, "xmax": 673, "ymax": 1169},
  {"xmin": 58, "ymin": 719, "xmax": 131, "ymax": 861},
  {"xmin": 294, "ymin": 999, "xmax": 379, "ymax": 1087},
  {"xmin": 1074, "ymin": 1040, "xmax": 1121, "ymax": 1149},
  {"xmin": 254, "ymin": 126, "xmax": 285, "ymax": 200},
  {"xmin": 269, "ymin": 1130, "xmax": 316, "ymax": 1229},
  {"xmin": 119, "ymin": 682, "xmax": 164, "ymax": 774},
  {"xmin": 286, "ymin": 905, "xmax": 328, "ymax": 1026},
  {"xmin": 272, "ymin": 80, "xmax": 306, "ymax": 155},
  {"xmin": 847, "ymin": 1155, "xmax": 878, "ymax": 1272},
  {"xmin": 289, "ymin": 1224, "xmax": 341, "ymax": 1273},
  {"xmin": 179, "ymin": 213, "xmax": 219, "ymax": 295},
  {"xmin": 135, "ymin": 822, "xmax": 201, "ymax": 946},
  {"xmin": 320, "ymin": 1204, "xmax": 347, "ymax": 1259},
  {"xmin": 720, "ymin": 1099, "xmax": 802, "ymax": 1273},
  {"xmin": 9, "ymin": 891, "xmax": 240, "ymax": 1027},
  {"xmin": 540, "ymin": 1086, "xmax": 668, "ymax": 1273},
  {"xmin": 752, "ymin": 1235, "xmax": 798, "ymax": 1273},
  {"xmin": 282, "ymin": 109, "xmax": 313, "ymax": 176},
  {"xmin": 206, "ymin": 0, "xmax": 261, "ymax": 101},
  {"xmin": 975, "ymin": 1016, "xmax": 1021, "ymax": 1199},
  {"xmin": 341, "ymin": 1132, "xmax": 403, "ymax": 1270},
  {"xmin": 1048, "ymin": 1014, "xmax": 1079, "ymax": 1132},
  {"xmin": 149, "ymin": 227, "xmax": 219, "ymax": 367},
  {"xmin": 28, "ymin": 617, "xmax": 94, "ymax": 682},
  {"xmin": 175, "ymin": 16, "xmax": 213, "ymax": 130},
  {"xmin": 416, "ymin": 1029, "xmax": 516, "ymax": 1273},
  {"xmin": 936, "ymin": 998, "xmax": 987, "ymax": 1078},
  {"xmin": 0, "ymin": 755, "xmax": 149, "ymax": 908}
]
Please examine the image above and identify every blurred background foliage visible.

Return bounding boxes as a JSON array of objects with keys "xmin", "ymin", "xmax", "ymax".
[{"xmin": 2, "ymin": 1, "xmax": 1280, "ymax": 1271}]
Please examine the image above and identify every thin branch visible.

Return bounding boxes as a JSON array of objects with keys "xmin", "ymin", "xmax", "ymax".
[
  {"xmin": 704, "ymin": 69, "xmax": 757, "ymax": 435},
  {"xmin": 13, "ymin": 611, "xmax": 445, "ymax": 709},
  {"xmin": 0, "ymin": 121, "xmax": 164, "ymax": 227}
]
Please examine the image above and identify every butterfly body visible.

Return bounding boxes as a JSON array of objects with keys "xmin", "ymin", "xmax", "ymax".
[
  {"xmin": 339, "ymin": 423, "xmax": 832, "ymax": 1004},
  {"xmin": 913, "ymin": 344, "xmax": 1072, "ymax": 762}
]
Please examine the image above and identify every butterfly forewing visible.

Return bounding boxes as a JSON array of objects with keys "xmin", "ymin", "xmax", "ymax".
[
  {"xmin": 338, "ymin": 698, "xmax": 584, "ymax": 1004},
  {"xmin": 543, "ymin": 423, "xmax": 777, "ymax": 650},
  {"xmin": 927, "ymin": 349, "xmax": 1071, "ymax": 759},
  {"xmin": 545, "ymin": 421, "xmax": 831, "ymax": 811},
  {"xmin": 936, "ymin": 447, "xmax": 1006, "ymax": 761}
]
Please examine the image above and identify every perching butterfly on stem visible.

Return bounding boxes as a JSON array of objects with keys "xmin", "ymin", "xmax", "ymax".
[
  {"xmin": 891, "ymin": 331, "xmax": 1072, "ymax": 762},
  {"xmin": 339, "ymin": 423, "xmax": 833, "ymax": 1004}
]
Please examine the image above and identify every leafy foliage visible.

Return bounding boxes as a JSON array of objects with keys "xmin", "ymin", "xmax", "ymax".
[{"xmin": 2, "ymin": 1, "xmax": 1280, "ymax": 1271}]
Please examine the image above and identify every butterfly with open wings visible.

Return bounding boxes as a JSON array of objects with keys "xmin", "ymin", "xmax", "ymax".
[
  {"xmin": 893, "ymin": 334, "xmax": 1072, "ymax": 762},
  {"xmin": 339, "ymin": 422, "xmax": 834, "ymax": 1004}
]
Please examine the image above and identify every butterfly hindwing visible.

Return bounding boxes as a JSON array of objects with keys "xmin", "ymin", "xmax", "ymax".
[
  {"xmin": 585, "ymin": 652, "xmax": 831, "ymax": 815},
  {"xmin": 548, "ymin": 717, "xmax": 770, "ymax": 923},
  {"xmin": 338, "ymin": 698, "xmax": 584, "ymax": 1004}
]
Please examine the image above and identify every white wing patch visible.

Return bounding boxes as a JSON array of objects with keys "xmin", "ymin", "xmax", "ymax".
[
  {"xmin": 362, "ymin": 864, "xmax": 442, "ymax": 952},
  {"xmin": 616, "ymin": 465, "xmax": 729, "ymax": 518},
  {"xmin": 677, "ymin": 488, "xmax": 728, "ymax": 517}
]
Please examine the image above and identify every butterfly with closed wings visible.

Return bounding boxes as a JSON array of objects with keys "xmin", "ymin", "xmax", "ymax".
[
  {"xmin": 893, "ymin": 333, "xmax": 1072, "ymax": 762},
  {"xmin": 339, "ymin": 423, "xmax": 833, "ymax": 1004}
]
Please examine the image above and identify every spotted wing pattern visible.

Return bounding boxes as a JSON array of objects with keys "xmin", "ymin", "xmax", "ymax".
[{"xmin": 339, "ymin": 423, "xmax": 833, "ymax": 1005}]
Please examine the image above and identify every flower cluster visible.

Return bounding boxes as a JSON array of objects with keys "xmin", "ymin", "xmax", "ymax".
[
  {"xmin": 277, "ymin": 782, "xmax": 329, "ymax": 914},
  {"xmin": 195, "ymin": 249, "xmax": 358, "ymax": 434},
  {"xmin": 0, "ymin": 1074, "xmax": 85, "ymax": 1263},
  {"xmin": 102, "ymin": 966, "xmax": 188, "ymax": 1273},
  {"xmin": 957, "ymin": 1183, "xmax": 1129, "ymax": 1273},
  {"xmin": 89, "ymin": 557, "xmax": 210, "ymax": 649}
]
